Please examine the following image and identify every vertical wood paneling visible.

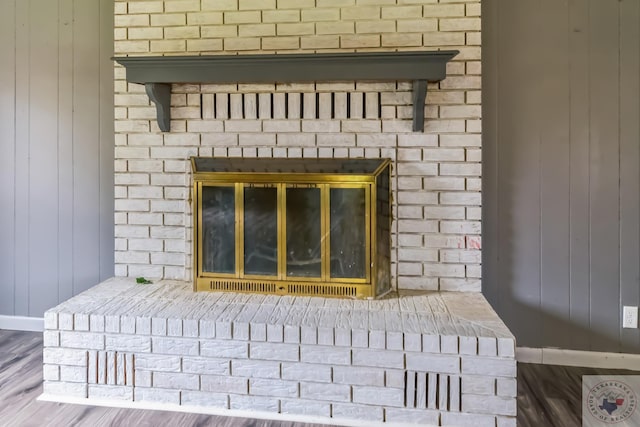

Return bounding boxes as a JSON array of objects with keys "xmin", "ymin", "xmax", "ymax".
[
  {"xmin": 0, "ymin": 0, "xmax": 17, "ymax": 315},
  {"xmin": 0, "ymin": 0, "xmax": 114, "ymax": 317},
  {"xmin": 480, "ymin": 0, "xmax": 499, "ymax": 310},
  {"xmin": 58, "ymin": 0, "xmax": 75, "ymax": 303},
  {"xmin": 72, "ymin": 0, "xmax": 103, "ymax": 296},
  {"xmin": 99, "ymin": 0, "xmax": 115, "ymax": 283},
  {"xmin": 587, "ymin": 0, "xmax": 621, "ymax": 352},
  {"xmin": 484, "ymin": 0, "xmax": 640, "ymax": 353},
  {"xmin": 567, "ymin": 0, "xmax": 592, "ymax": 351},
  {"xmin": 29, "ymin": 0, "xmax": 61, "ymax": 316},
  {"xmin": 618, "ymin": 0, "xmax": 640, "ymax": 353},
  {"xmin": 495, "ymin": 0, "xmax": 543, "ymax": 346},
  {"xmin": 538, "ymin": 0, "xmax": 571, "ymax": 349},
  {"xmin": 14, "ymin": 0, "xmax": 31, "ymax": 315}
]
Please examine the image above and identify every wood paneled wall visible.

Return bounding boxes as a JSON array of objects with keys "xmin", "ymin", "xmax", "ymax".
[
  {"xmin": 0, "ymin": 0, "xmax": 114, "ymax": 318},
  {"xmin": 483, "ymin": 0, "xmax": 640, "ymax": 353}
]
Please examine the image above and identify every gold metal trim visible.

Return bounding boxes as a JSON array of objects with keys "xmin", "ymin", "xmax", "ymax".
[{"xmin": 192, "ymin": 159, "xmax": 392, "ymax": 299}]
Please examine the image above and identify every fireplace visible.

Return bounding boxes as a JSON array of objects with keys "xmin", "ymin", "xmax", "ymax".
[{"xmin": 192, "ymin": 157, "xmax": 391, "ymax": 299}]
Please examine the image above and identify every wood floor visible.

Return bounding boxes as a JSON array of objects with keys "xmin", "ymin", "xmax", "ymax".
[{"xmin": 1, "ymin": 330, "xmax": 638, "ymax": 426}]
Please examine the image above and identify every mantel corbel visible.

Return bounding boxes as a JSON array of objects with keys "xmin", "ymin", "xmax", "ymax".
[{"xmin": 113, "ymin": 50, "xmax": 458, "ymax": 133}]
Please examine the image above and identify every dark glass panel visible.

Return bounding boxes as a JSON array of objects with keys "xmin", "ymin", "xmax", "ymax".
[
  {"xmin": 244, "ymin": 187, "xmax": 278, "ymax": 276},
  {"xmin": 286, "ymin": 188, "xmax": 322, "ymax": 278},
  {"xmin": 202, "ymin": 186, "xmax": 235, "ymax": 274},
  {"xmin": 330, "ymin": 188, "xmax": 366, "ymax": 279}
]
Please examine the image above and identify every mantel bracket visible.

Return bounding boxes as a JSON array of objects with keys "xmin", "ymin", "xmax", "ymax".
[
  {"xmin": 145, "ymin": 83, "xmax": 171, "ymax": 132},
  {"xmin": 412, "ymin": 80, "xmax": 428, "ymax": 132}
]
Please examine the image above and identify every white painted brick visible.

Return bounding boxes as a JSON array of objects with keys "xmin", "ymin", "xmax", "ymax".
[
  {"xmin": 385, "ymin": 408, "xmax": 441, "ymax": 425},
  {"xmin": 497, "ymin": 416, "xmax": 518, "ymax": 427},
  {"xmin": 498, "ymin": 337, "xmax": 516, "ymax": 358},
  {"xmin": 43, "ymin": 348, "xmax": 87, "ymax": 366},
  {"xmin": 300, "ymin": 345, "xmax": 350, "ymax": 365},
  {"xmin": 250, "ymin": 342, "xmax": 299, "ymax": 362},
  {"xmin": 59, "ymin": 312, "xmax": 74, "ymax": 330},
  {"xmin": 134, "ymin": 387, "xmax": 181, "ymax": 404},
  {"xmin": 462, "ymin": 375, "xmax": 495, "ymax": 395},
  {"xmin": 353, "ymin": 385, "xmax": 404, "ymax": 407},
  {"xmin": 352, "ymin": 349, "xmax": 404, "ymax": 369},
  {"xmin": 43, "ymin": 365, "xmax": 60, "ymax": 381},
  {"xmin": 183, "ymin": 357, "xmax": 230, "ymax": 375},
  {"xmin": 462, "ymin": 394, "xmax": 516, "ymax": 416},
  {"xmin": 250, "ymin": 378, "xmax": 298, "ymax": 398},
  {"xmin": 152, "ymin": 337, "xmax": 199, "ymax": 356},
  {"xmin": 232, "ymin": 359, "xmax": 281, "ymax": 379},
  {"xmin": 60, "ymin": 332, "xmax": 104, "ymax": 350},
  {"xmin": 43, "ymin": 381, "xmax": 87, "ymax": 398},
  {"xmin": 230, "ymin": 394, "xmax": 280, "ymax": 412},
  {"xmin": 134, "ymin": 354, "xmax": 181, "ymax": 372},
  {"xmin": 441, "ymin": 412, "xmax": 496, "ymax": 427},
  {"xmin": 153, "ymin": 372, "xmax": 199, "ymax": 390},
  {"xmin": 406, "ymin": 353, "xmax": 460, "ymax": 374},
  {"xmin": 462, "ymin": 356, "xmax": 516, "ymax": 378},
  {"xmin": 441, "ymin": 335, "xmax": 459, "ymax": 354},
  {"xmin": 88, "ymin": 385, "xmax": 133, "ymax": 401},
  {"xmin": 299, "ymin": 382, "xmax": 350, "ymax": 402},
  {"xmin": 376, "ymin": 370, "xmax": 400, "ymax": 394},
  {"xmin": 89, "ymin": 316, "xmax": 104, "ymax": 333},
  {"xmin": 282, "ymin": 362, "xmax": 332, "ymax": 383},
  {"xmin": 74, "ymin": 313, "xmax": 90, "ymax": 331},
  {"xmin": 105, "ymin": 335, "xmax": 151, "ymax": 353},
  {"xmin": 332, "ymin": 402, "xmax": 384, "ymax": 422},
  {"xmin": 134, "ymin": 370, "xmax": 151, "ymax": 387},
  {"xmin": 201, "ymin": 341, "xmax": 249, "ymax": 359},
  {"xmin": 182, "ymin": 390, "xmax": 229, "ymax": 408},
  {"xmin": 497, "ymin": 378, "xmax": 517, "ymax": 397},
  {"xmin": 44, "ymin": 311, "xmax": 58, "ymax": 330},
  {"xmin": 280, "ymin": 399, "xmax": 331, "ymax": 417},
  {"xmin": 201, "ymin": 374, "xmax": 248, "ymax": 394},
  {"xmin": 43, "ymin": 331, "xmax": 60, "ymax": 347},
  {"xmin": 477, "ymin": 337, "xmax": 497, "ymax": 357},
  {"xmin": 333, "ymin": 366, "xmax": 384, "ymax": 387}
]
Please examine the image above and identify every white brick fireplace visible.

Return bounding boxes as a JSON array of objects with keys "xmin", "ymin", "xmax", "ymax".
[{"xmin": 41, "ymin": 1, "xmax": 516, "ymax": 426}]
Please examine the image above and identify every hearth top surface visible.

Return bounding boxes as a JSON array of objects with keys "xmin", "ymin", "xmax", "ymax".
[
  {"xmin": 192, "ymin": 157, "xmax": 389, "ymax": 175},
  {"xmin": 46, "ymin": 277, "xmax": 515, "ymax": 344}
]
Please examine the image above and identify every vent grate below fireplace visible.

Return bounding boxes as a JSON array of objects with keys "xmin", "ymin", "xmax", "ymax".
[{"xmin": 206, "ymin": 278, "xmax": 361, "ymax": 298}]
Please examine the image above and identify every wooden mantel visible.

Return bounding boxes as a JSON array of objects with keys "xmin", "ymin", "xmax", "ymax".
[{"xmin": 113, "ymin": 50, "xmax": 458, "ymax": 132}]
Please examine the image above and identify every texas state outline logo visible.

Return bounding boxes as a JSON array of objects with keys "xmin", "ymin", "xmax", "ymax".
[{"xmin": 583, "ymin": 376, "xmax": 639, "ymax": 426}]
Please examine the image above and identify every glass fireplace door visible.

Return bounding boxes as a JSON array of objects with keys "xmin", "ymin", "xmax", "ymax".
[
  {"xmin": 285, "ymin": 186, "xmax": 322, "ymax": 279},
  {"xmin": 328, "ymin": 185, "xmax": 370, "ymax": 282}
]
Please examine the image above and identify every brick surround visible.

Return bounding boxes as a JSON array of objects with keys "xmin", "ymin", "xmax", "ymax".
[{"xmin": 113, "ymin": 0, "xmax": 482, "ymax": 293}]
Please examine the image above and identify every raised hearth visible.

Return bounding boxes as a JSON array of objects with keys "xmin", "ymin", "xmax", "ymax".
[{"xmin": 41, "ymin": 278, "xmax": 516, "ymax": 427}]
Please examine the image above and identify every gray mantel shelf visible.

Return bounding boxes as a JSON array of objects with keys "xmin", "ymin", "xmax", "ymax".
[{"xmin": 113, "ymin": 50, "xmax": 458, "ymax": 132}]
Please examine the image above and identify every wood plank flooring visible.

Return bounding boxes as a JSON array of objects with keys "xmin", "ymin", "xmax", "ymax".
[{"xmin": 1, "ymin": 330, "xmax": 638, "ymax": 426}]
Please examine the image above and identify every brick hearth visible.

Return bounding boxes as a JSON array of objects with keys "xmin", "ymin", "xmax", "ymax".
[{"xmin": 41, "ymin": 278, "xmax": 516, "ymax": 427}]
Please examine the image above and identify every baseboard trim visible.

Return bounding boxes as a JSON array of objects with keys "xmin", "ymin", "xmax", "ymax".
[
  {"xmin": 38, "ymin": 394, "xmax": 433, "ymax": 427},
  {"xmin": 0, "ymin": 315, "xmax": 44, "ymax": 332},
  {"xmin": 517, "ymin": 347, "xmax": 640, "ymax": 370}
]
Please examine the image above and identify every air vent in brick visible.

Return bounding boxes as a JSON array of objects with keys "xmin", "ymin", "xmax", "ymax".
[
  {"xmin": 201, "ymin": 92, "xmax": 383, "ymax": 120},
  {"xmin": 405, "ymin": 371, "xmax": 461, "ymax": 412}
]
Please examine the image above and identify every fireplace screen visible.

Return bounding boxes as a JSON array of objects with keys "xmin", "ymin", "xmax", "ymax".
[{"xmin": 192, "ymin": 157, "xmax": 391, "ymax": 299}]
